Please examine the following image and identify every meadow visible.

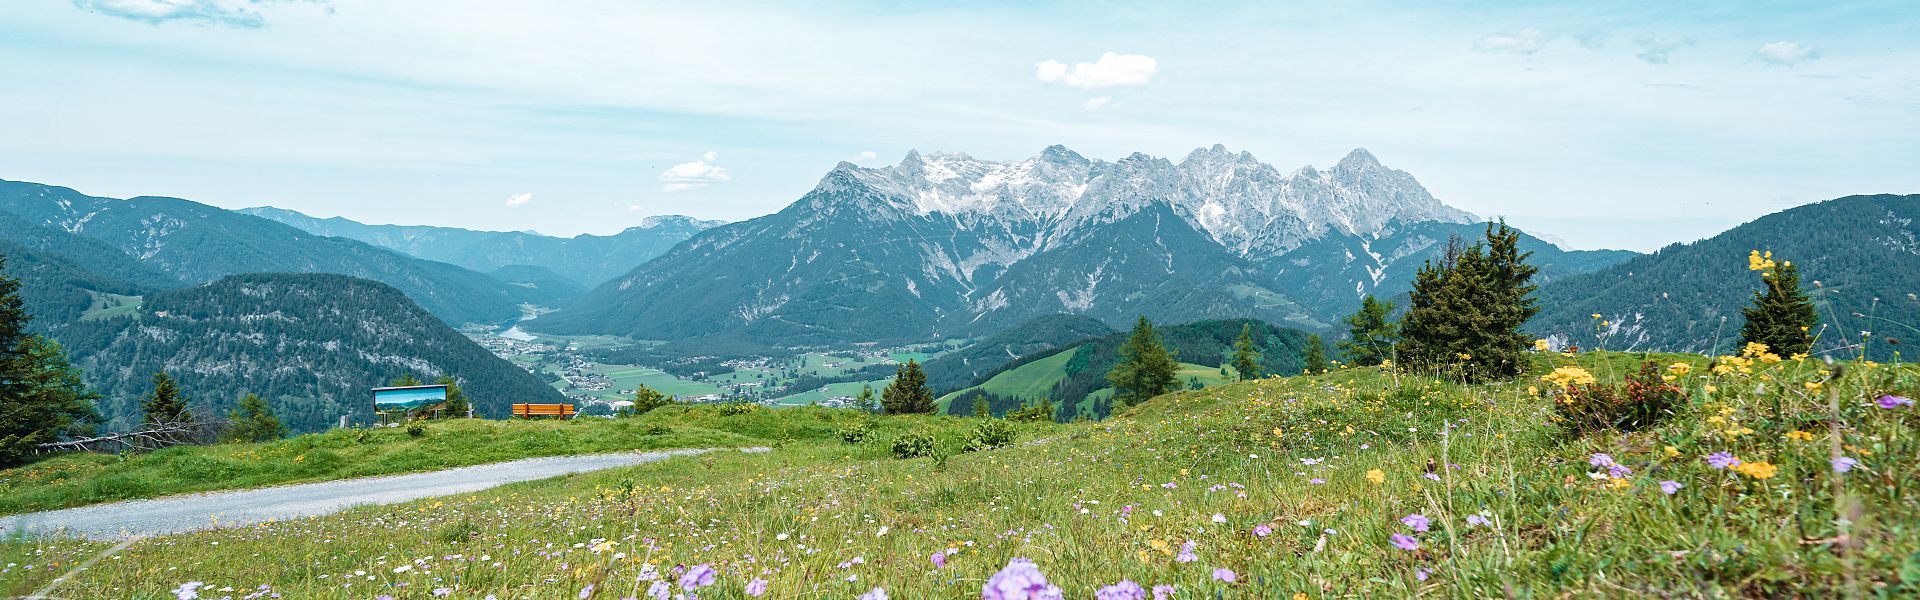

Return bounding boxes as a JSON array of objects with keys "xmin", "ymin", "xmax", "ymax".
[{"xmin": 3, "ymin": 349, "xmax": 1917, "ymax": 598}]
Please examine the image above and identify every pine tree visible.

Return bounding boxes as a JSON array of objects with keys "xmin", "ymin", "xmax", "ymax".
[
  {"xmin": 1338, "ymin": 295, "xmax": 1399, "ymax": 367},
  {"xmin": 881, "ymin": 360, "xmax": 936, "ymax": 414},
  {"xmin": 437, "ymin": 375, "xmax": 470, "ymax": 418},
  {"xmin": 1107, "ymin": 316, "xmax": 1179, "ymax": 408},
  {"xmin": 143, "ymin": 371, "xmax": 194, "ymax": 426},
  {"xmin": 627, "ymin": 384, "xmax": 674, "ymax": 415},
  {"xmin": 1302, "ymin": 333, "xmax": 1330, "ymax": 375},
  {"xmin": 1739, "ymin": 255, "xmax": 1818, "ymax": 358},
  {"xmin": 1, "ymin": 338, "xmax": 100, "ymax": 467},
  {"xmin": 223, "ymin": 393, "xmax": 286, "ymax": 443},
  {"xmin": 856, "ymin": 384, "xmax": 879, "ymax": 413},
  {"xmin": 1230, "ymin": 323, "xmax": 1263, "ymax": 381},
  {"xmin": 971, "ymin": 396, "xmax": 991, "ymax": 418},
  {"xmin": 1397, "ymin": 222, "xmax": 1539, "ymax": 382}
]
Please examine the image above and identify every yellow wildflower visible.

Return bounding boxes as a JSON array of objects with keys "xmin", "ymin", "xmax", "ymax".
[
  {"xmin": 1747, "ymin": 250, "xmax": 1777, "ymax": 273},
  {"xmin": 1733, "ymin": 460, "xmax": 1778, "ymax": 480},
  {"xmin": 1365, "ymin": 469, "xmax": 1385, "ymax": 485},
  {"xmin": 1667, "ymin": 362, "xmax": 1692, "ymax": 376},
  {"xmin": 1784, "ymin": 430, "xmax": 1814, "ymax": 442},
  {"xmin": 1540, "ymin": 366, "xmax": 1597, "ymax": 389},
  {"xmin": 1663, "ymin": 445, "xmax": 1679, "ymax": 458},
  {"xmin": 1741, "ymin": 342, "xmax": 1771, "ymax": 358},
  {"xmin": 1534, "ymin": 339, "xmax": 1550, "ymax": 351}
]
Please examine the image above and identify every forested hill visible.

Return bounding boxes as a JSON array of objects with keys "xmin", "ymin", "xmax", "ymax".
[
  {"xmin": 56, "ymin": 273, "xmax": 568, "ymax": 433},
  {"xmin": 1529, "ymin": 194, "xmax": 1920, "ymax": 359},
  {"xmin": 920, "ymin": 313, "xmax": 1116, "ymax": 393}
]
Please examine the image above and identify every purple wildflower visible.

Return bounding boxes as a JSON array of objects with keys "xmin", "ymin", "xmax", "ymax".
[
  {"xmin": 1416, "ymin": 568, "xmax": 1431, "ymax": 581},
  {"xmin": 1589, "ymin": 453, "xmax": 1614, "ymax": 468},
  {"xmin": 983, "ymin": 557, "xmax": 1063, "ymax": 600},
  {"xmin": 1465, "ymin": 514, "xmax": 1492, "ymax": 528},
  {"xmin": 1096, "ymin": 580, "xmax": 1148, "ymax": 600},
  {"xmin": 174, "ymin": 582, "xmax": 205, "ymax": 600},
  {"xmin": 1252, "ymin": 524, "xmax": 1273, "ymax": 537},
  {"xmin": 1705, "ymin": 452, "xmax": 1740, "ymax": 470},
  {"xmin": 432, "ymin": 589, "xmax": 451, "ymax": 598},
  {"xmin": 646, "ymin": 580, "xmax": 670, "ymax": 600},
  {"xmin": 1400, "ymin": 513, "xmax": 1431, "ymax": 532},
  {"xmin": 1176, "ymin": 540, "xmax": 1197, "ymax": 563},
  {"xmin": 1608, "ymin": 463, "xmax": 1632, "ymax": 479},
  {"xmin": 859, "ymin": 587, "xmax": 889, "ymax": 600},
  {"xmin": 1152, "ymin": 585, "xmax": 1176, "ymax": 600},
  {"xmin": 931, "ymin": 550, "xmax": 946, "ymax": 569},
  {"xmin": 1212, "ymin": 568, "xmax": 1237, "ymax": 583},
  {"xmin": 679, "ymin": 563, "xmax": 717, "ymax": 591},
  {"xmin": 1390, "ymin": 533, "xmax": 1420, "ymax": 551},
  {"xmin": 1876, "ymin": 395, "xmax": 1913, "ymax": 409},
  {"xmin": 745, "ymin": 578, "xmax": 769, "ymax": 597},
  {"xmin": 1660, "ymin": 480, "xmax": 1683, "ymax": 495},
  {"xmin": 579, "ymin": 584, "xmax": 594, "ymax": 599},
  {"xmin": 1832, "ymin": 457, "xmax": 1858, "ymax": 473},
  {"xmin": 1423, "ymin": 472, "xmax": 1442, "ymax": 482}
]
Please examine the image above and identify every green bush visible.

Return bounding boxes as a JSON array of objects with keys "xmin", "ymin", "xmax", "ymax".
[
  {"xmin": 838, "ymin": 421, "xmax": 873, "ymax": 444},
  {"xmin": 719, "ymin": 402, "xmax": 760, "ymax": 416},
  {"xmin": 1006, "ymin": 399, "xmax": 1056, "ymax": 423},
  {"xmin": 891, "ymin": 431, "xmax": 935, "ymax": 459},
  {"xmin": 1552, "ymin": 361, "xmax": 1685, "ymax": 435},
  {"xmin": 405, "ymin": 420, "xmax": 428, "ymax": 438},
  {"xmin": 964, "ymin": 419, "xmax": 1017, "ymax": 452}
]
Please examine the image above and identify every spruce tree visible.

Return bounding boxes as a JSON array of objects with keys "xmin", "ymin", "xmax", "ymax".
[
  {"xmin": 437, "ymin": 375, "xmax": 470, "ymax": 418},
  {"xmin": 1230, "ymin": 323, "xmax": 1263, "ymax": 380},
  {"xmin": 881, "ymin": 360, "xmax": 936, "ymax": 414},
  {"xmin": 971, "ymin": 395, "xmax": 991, "ymax": 418},
  {"xmin": 628, "ymin": 384, "xmax": 674, "ymax": 415},
  {"xmin": 856, "ymin": 384, "xmax": 879, "ymax": 413},
  {"xmin": 1396, "ymin": 222, "xmax": 1539, "ymax": 382},
  {"xmin": 1107, "ymin": 316, "xmax": 1179, "ymax": 408},
  {"xmin": 1303, "ymin": 333, "xmax": 1330, "ymax": 375},
  {"xmin": 0, "ymin": 337, "xmax": 100, "ymax": 467},
  {"xmin": 223, "ymin": 393, "xmax": 285, "ymax": 443},
  {"xmin": 1338, "ymin": 295, "xmax": 1399, "ymax": 367},
  {"xmin": 143, "ymin": 371, "xmax": 194, "ymax": 426},
  {"xmin": 1739, "ymin": 256, "xmax": 1818, "ymax": 358}
]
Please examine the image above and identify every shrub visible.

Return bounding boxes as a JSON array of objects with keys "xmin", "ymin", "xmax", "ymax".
[
  {"xmin": 1552, "ymin": 361, "xmax": 1685, "ymax": 435},
  {"xmin": 964, "ymin": 419, "xmax": 1017, "ymax": 452},
  {"xmin": 719, "ymin": 402, "xmax": 760, "ymax": 416},
  {"xmin": 405, "ymin": 420, "xmax": 428, "ymax": 438},
  {"xmin": 1007, "ymin": 399, "xmax": 1056, "ymax": 423},
  {"xmin": 891, "ymin": 431, "xmax": 935, "ymax": 459},
  {"xmin": 838, "ymin": 421, "xmax": 873, "ymax": 444}
]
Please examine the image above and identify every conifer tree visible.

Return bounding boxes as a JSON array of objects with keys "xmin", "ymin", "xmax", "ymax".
[
  {"xmin": 628, "ymin": 383, "xmax": 674, "ymax": 415},
  {"xmin": 1230, "ymin": 323, "xmax": 1263, "ymax": 381},
  {"xmin": 143, "ymin": 371, "xmax": 194, "ymax": 426},
  {"xmin": 223, "ymin": 393, "xmax": 286, "ymax": 443},
  {"xmin": 1397, "ymin": 222, "xmax": 1539, "ymax": 382},
  {"xmin": 1107, "ymin": 316, "xmax": 1179, "ymax": 408},
  {"xmin": 972, "ymin": 396, "xmax": 991, "ymax": 418},
  {"xmin": 881, "ymin": 360, "xmax": 936, "ymax": 414},
  {"xmin": 1338, "ymin": 295, "xmax": 1399, "ymax": 367},
  {"xmin": 0, "ymin": 254, "xmax": 100, "ymax": 466},
  {"xmin": 856, "ymin": 384, "xmax": 878, "ymax": 413},
  {"xmin": 1302, "ymin": 333, "xmax": 1330, "ymax": 375},
  {"xmin": 437, "ymin": 375, "xmax": 470, "ymax": 418},
  {"xmin": 1738, "ymin": 253, "xmax": 1818, "ymax": 358}
]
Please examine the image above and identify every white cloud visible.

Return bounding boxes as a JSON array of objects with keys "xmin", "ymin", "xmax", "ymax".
[
  {"xmin": 658, "ymin": 155, "xmax": 731, "ymax": 192},
  {"xmin": 1634, "ymin": 35, "xmax": 1694, "ymax": 65},
  {"xmin": 1473, "ymin": 29, "xmax": 1549, "ymax": 54},
  {"xmin": 504, "ymin": 192, "xmax": 532, "ymax": 207},
  {"xmin": 1755, "ymin": 41, "xmax": 1820, "ymax": 66},
  {"xmin": 1034, "ymin": 52, "xmax": 1158, "ymax": 89},
  {"xmin": 850, "ymin": 150, "xmax": 879, "ymax": 162},
  {"xmin": 71, "ymin": 0, "xmax": 319, "ymax": 28},
  {"xmin": 1081, "ymin": 96, "xmax": 1115, "ymax": 111}
]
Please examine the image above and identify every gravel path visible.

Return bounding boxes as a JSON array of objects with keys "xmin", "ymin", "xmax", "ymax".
[{"xmin": 0, "ymin": 447, "xmax": 767, "ymax": 540}]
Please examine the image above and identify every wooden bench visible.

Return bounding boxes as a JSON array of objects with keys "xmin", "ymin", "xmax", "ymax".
[{"xmin": 512, "ymin": 403, "xmax": 576, "ymax": 419}]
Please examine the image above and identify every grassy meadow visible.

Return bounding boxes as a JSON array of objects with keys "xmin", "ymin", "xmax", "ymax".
[{"xmin": 4, "ymin": 349, "xmax": 1919, "ymax": 598}]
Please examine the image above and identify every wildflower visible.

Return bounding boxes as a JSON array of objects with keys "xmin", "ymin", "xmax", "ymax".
[
  {"xmin": 579, "ymin": 584, "xmax": 595, "ymax": 599},
  {"xmin": 1876, "ymin": 395, "xmax": 1914, "ymax": 409},
  {"xmin": 1784, "ymin": 430, "xmax": 1814, "ymax": 442},
  {"xmin": 1422, "ymin": 472, "xmax": 1442, "ymax": 482},
  {"xmin": 646, "ymin": 580, "xmax": 671, "ymax": 600},
  {"xmin": 1705, "ymin": 452, "xmax": 1740, "ymax": 470},
  {"xmin": 1390, "ymin": 533, "xmax": 1419, "ymax": 551},
  {"xmin": 1096, "ymin": 580, "xmax": 1147, "ymax": 600},
  {"xmin": 1400, "ymin": 513, "xmax": 1431, "ymax": 532},
  {"xmin": 1608, "ymin": 463, "xmax": 1632, "ymax": 479},
  {"xmin": 931, "ymin": 550, "xmax": 946, "ymax": 569},
  {"xmin": 983, "ymin": 557, "xmax": 1063, "ymax": 600},
  {"xmin": 1416, "ymin": 568, "xmax": 1431, "ymax": 581},
  {"xmin": 1252, "ymin": 524, "xmax": 1273, "ymax": 537},
  {"xmin": 745, "ymin": 578, "xmax": 769, "ymax": 597},
  {"xmin": 859, "ymin": 587, "xmax": 889, "ymax": 600},
  {"xmin": 1176, "ymin": 541, "xmax": 1198, "ymax": 563},
  {"xmin": 1589, "ymin": 453, "xmax": 1614, "ymax": 468},
  {"xmin": 1211, "ymin": 513, "xmax": 1227, "ymax": 524},
  {"xmin": 174, "ymin": 582, "xmax": 205, "ymax": 600},
  {"xmin": 433, "ymin": 589, "xmax": 452, "ymax": 598},
  {"xmin": 1540, "ymin": 366, "xmax": 1597, "ymax": 389},
  {"xmin": 1534, "ymin": 339, "xmax": 1550, "ymax": 351},
  {"xmin": 1213, "ymin": 568, "xmax": 1238, "ymax": 583},
  {"xmin": 1663, "ymin": 446, "xmax": 1679, "ymax": 458},
  {"xmin": 1733, "ymin": 460, "xmax": 1778, "ymax": 480},
  {"xmin": 1659, "ymin": 480, "xmax": 1683, "ymax": 495},
  {"xmin": 1152, "ymin": 585, "xmax": 1176, "ymax": 600},
  {"xmin": 1668, "ymin": 363, "xmax": 1691, "ymax": 376},
  {"xmin": 1465, "ymin": 514, "xmax": 1491, "ymax": 528},
  {"xmin": 1832, "ymin": 457, "xmax": 1858, "ymax": 473},
  {"xmin": 1365, "ymin": 469, "xmax": 1385, "ymax": 485},
  {"xmin": 679, "ymin": 563, "xmax": 717, "ymax": 591},
  {"xmin": 1747, "ymin": 250, "xmax": 1776, "ymax": 272}
]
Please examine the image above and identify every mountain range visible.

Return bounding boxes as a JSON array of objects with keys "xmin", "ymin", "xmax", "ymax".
[
  {"xmin": 532, "ymin": 146, "xmax": 1636, "ymax": 345},
  {"xmin": 237, "ymin": 207, "xmax": 724, "ymax": 288}
]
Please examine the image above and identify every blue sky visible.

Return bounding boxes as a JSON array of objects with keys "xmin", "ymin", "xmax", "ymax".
[{"xmin": 2, "ymin": 0, "xmax": 1915, "ymax": 251}]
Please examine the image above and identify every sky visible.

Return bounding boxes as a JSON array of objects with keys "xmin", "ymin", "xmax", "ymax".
[{"xmin": 2, "ymin": 1, "xmax": 1916, "ymax": 251}]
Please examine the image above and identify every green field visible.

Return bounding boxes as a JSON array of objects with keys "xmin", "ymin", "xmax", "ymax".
[
  {"xmin": 938, "ymin": 348, "xmax": 1235, "ymax": 412},
  {"xmin": 79, "ymin": 292, "xmax": 141, "ymax": 321},
  {"xmin": 7, "ymin": 351, "xmax": 1915, "ymax": 598},
  {"xmin": 768, "ymin": 379, "xmax": 892, "ymax": 406}
]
